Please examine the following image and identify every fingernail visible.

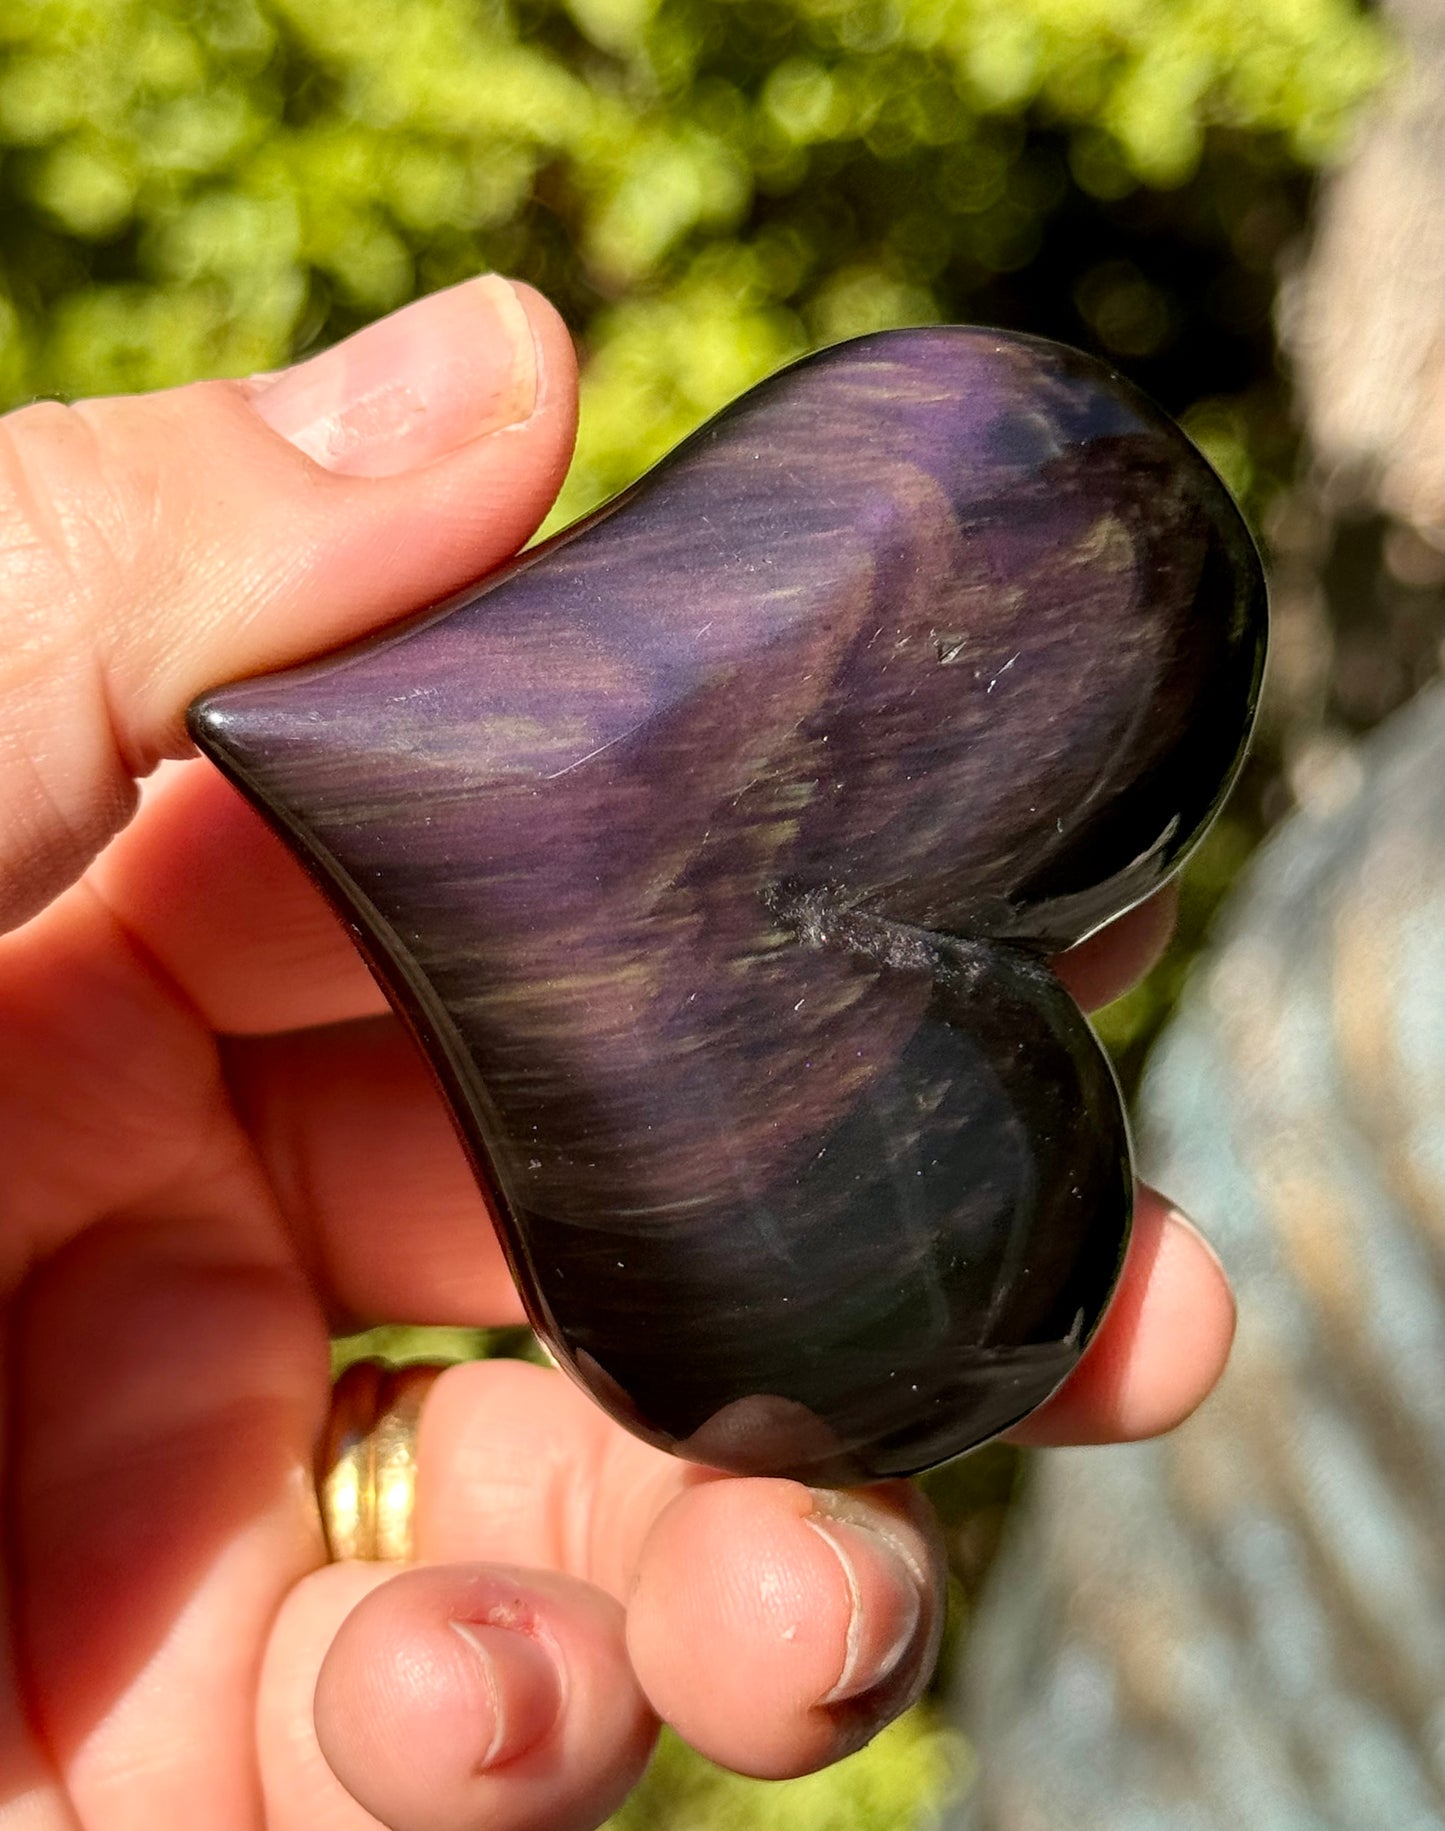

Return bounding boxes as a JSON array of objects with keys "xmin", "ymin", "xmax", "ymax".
[
  {"xmin": 449, "ymin": 1619, "xmax": 564, "ymax": 1771},
  {"xmin": 255, "ymin": 275, "xmax": 538, "ymax": 477},
  {"xmin": 1165, "ymin": 1202, "xmax": 1231, "ymax": 1284},
  {"xmin": 804, "ymin": 1495, "xmax": 925, "ymax": 1705}
]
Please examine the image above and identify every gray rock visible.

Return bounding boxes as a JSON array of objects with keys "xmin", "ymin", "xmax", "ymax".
[{"xmin": 946, "ymin": 690, "xmax": 1444, "ymax": 1831}]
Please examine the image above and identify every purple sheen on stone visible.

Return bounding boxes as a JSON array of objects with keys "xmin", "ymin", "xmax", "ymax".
[{"xmin": 188, "ymin": 328, "xmax": 1267, "ymax": 1484}]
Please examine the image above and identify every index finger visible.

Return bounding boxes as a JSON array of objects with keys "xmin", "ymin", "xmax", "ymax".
[{"xmin": 90, "ymin": 757, "xmax": 1181, "ymax": 1038}]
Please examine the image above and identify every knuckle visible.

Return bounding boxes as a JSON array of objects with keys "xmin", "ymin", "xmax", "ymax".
[
  {"xmin": 0, "ymin": 400, "xmax": 159, "ymax": 914},
  {"xmin": 0, "ymin": 391, "xmax": 195, "ymax": 756},
  {"xmin": 0, "ymin": 398, "xmax": 154, "ymax": 648},
  {"xmin": 0, "ymin": 380, "xmax": 262, "ymax": 923}
]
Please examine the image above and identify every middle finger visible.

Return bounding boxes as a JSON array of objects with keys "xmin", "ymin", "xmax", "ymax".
[
  {"xmin": 89, "ymin": 759, "xmax": 386, "ymax": 1036},
  {"xmin": 90, "ymin": 759, "xmax": 1180, "ymax": 1039},
  {"xmin": 224, "ymin": 1017, "xmax": 524, "ymax": 1331}
]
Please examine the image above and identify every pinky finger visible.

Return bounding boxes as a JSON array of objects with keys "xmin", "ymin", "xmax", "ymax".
[
  {"xmin": 1007, "ymin": 1184, "xmax": 1236, "ymax": 1447},
  {"xmin": 259, "ymin": 1563, "xmax": 657, "ymax": 1831}
]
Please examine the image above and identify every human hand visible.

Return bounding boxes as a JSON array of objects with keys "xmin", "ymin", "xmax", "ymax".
[{"xmin": 0, "ymin": 277, "xmax": 1235, "ymax": 1831}]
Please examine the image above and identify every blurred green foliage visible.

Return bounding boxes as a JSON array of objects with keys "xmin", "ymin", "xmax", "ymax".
[
  {"xmin": 603, "ymin": 1709, "xmax": 968, "ymax": 1829},
  {"xmin": 331, "ymin": 1321, "xmax": 543, "ymax": 1375},
  {"xmin": 1, "ymin": 0, "xmax": 1386, "ymax": 530}
]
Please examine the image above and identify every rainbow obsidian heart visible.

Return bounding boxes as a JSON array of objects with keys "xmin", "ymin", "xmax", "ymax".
[{"xmin": 189, "ymin": 328, "xmax": 1266, "ymax": 1484}]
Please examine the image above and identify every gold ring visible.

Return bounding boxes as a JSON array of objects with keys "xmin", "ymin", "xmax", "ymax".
[{"xmin": 317, "ymin": 1360, "xmax": 446, "ymax": 1562}]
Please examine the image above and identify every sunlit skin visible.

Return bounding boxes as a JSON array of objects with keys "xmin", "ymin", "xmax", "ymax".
[{"xmin": 0, "ymin": 278, "xmax": 1234, "ymax": 1831}]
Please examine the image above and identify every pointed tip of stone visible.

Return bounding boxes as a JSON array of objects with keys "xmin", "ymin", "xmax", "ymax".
[
  {"xmin": 186, "ymin": 678, "xmax": 279, "ymax": 778},
  {"xmin": 185, "ymin": 685, "xmax": 229, "ymax": 754},
  {"xmin": 185, "ymin": 674, "xmax": 325, "ymax": 796}
]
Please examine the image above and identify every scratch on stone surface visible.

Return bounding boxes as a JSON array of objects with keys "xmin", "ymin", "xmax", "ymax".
[
  {"xmin": 541, "ymin": 717, "xmax": 648, "ymax": 780},
  {"xmin": 986, "ymin": 651, "xmax": 1021, "ymax": 694}
]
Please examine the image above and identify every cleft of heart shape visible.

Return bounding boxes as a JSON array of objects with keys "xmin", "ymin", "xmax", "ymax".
[{"xmin": 190, "ymin": 327, "xmax": 1267, "ymax": 1484}]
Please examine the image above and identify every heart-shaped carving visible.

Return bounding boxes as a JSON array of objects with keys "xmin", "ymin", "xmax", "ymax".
[{"xmin": 190, "ymin": 328, "xmax": 1266, "ymax": 1484}]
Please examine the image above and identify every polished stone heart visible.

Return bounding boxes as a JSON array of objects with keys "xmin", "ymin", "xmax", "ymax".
[{"xmin": 190, "ymin": 328, "xmax": 1266, "ymax": 1484}]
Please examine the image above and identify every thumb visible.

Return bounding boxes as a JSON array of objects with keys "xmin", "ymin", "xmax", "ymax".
[{"xmin": 0, "ymin": 275, "xmax": 577, "ymax": 931}]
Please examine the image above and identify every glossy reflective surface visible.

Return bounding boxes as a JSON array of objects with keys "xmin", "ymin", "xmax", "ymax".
[{"xmin": 190, "ymin": 328, "xmax": 1267, "ymax": 1482}]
